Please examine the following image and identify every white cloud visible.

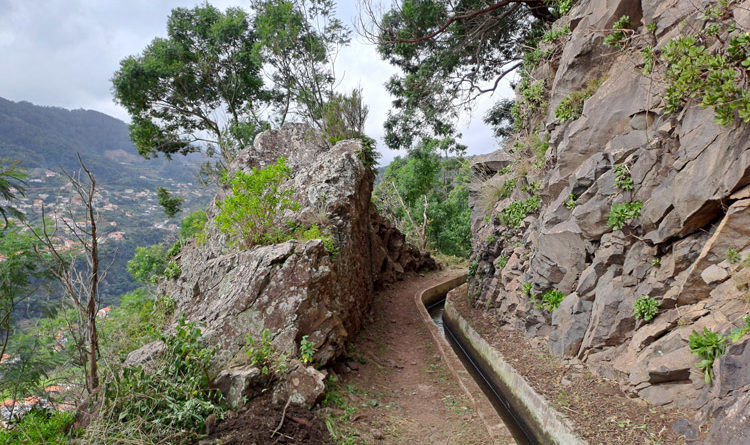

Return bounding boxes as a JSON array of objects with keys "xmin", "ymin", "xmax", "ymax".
[{"xmin": 0, "ymin": 0, "xmax": 512, "ymax": 166}]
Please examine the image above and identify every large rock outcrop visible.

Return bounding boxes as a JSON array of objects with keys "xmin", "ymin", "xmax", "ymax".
[
  {"xmin": 468, "ymin": 1, "xmax": 749, "ymax": 442},
  {"xmin": 134, "ymin": 124, "xmax": 434, "ymax": 400}
]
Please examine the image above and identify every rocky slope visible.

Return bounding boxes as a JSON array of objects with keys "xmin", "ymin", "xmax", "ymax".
[
  {"xmin": 129, "ymin": 124, "xmax": 434, "ymax": 407},
  {"xmin": 468, "ymin": 1, "xmax": 749, "ymax": 443}
]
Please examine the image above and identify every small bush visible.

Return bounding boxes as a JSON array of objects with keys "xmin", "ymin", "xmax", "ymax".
[
  {"xmin": 542, "ymin": 25, "xmax": 571, "ymax": 43},
  {"xmin": 555, "ymin": 78, "xmax": 603, "ymax": 122},
  {"xmin": 496, "ymin": 255, "xmax": 508, "ymax": 269},
  {"xmin": 522, "ymin": 282, "xmax": 533, "ymax": 296},
  {"xmin": 689, "ymin": 327, "xmax": 727, "ymax": 384},
  {"xmin": 500, "ymin": 195, "xmax": 541, "ymax": 228},
  {"xmin": 564, "ymin": 193, "xmax": 576, "ymax": 210},
  {"xmin": 633, "ymin": 295, "xmax": 660, "ymax": 322},
  {"xmin": 613, "ymin": 164, "xmax": 634, "ymax": 191},
  {"xmin": 215, "ymin": 158, "xmax": 300, "ymax": 248},
  {"xmin": 167, "ymin": 238, "xmax": 185, "ymax": 258},
  {"xmin": 538, "ymin": 289, "xmax": 565, "ymax": 312},
  {"xmin": 607, "ymin": 201, "xmax": 643, "ymax": 230},
  {"xmin": 641, "ymin": 45, "xmax": 655, "ymax": 75},
  {"xmin": 179, "ymin": 210, "xmax": 208, "ymax": 240},
  {"xmin": 604, "ymin": 15, "xmax": 633, "ymax": 47},
  {"xmin": 247, "ymin": 328, "xmax": 288, "ymax": 376},
  {"xmin": 727, "ymin": 248, "xmax": 741, "ymax": 264},
  {"xmin": 498, "ymin": 178, "xmax": 518, "ymax": 198},
  {"xmin": 93, "ymin": 316, "xmax": 224, "ymax": 443},
  {"xmin": 164, "ymin": 261, "xmax": 181, "ymax": 280},
  {"xmin": 0, "ymin": 408, "xmax": 75, "ymax": 444},
  {"xmin": 300, "ymin": 335, "xmax": 316, "ymax": 364}
]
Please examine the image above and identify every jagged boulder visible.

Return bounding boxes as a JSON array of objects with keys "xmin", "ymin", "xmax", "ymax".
[{"xmin": 129, "ymin": 124, "xmax": 433, "ymax": 406}]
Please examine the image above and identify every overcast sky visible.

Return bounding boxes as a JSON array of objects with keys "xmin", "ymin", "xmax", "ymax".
[{"xmin": 0, "ymin": 0, "xmax": 513, "ymax": 166}]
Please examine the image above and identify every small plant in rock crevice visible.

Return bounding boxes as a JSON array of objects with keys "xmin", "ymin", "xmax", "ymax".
[
  {"xmin": 300, "ymin": 335, "xmax": 317, "ymax": 365},
  {"xmin": 555, "ymin": 77, "xmax": 603, "ymax": 122},
  {"xmin": 727, "ymin": 248, "xmax": 741, "ymax": 264},
  {"xmin": 522, "ymin": 282, "xmax": 533, "ymax": 296},
  {"xmin": 689, "ymin": 327, "xmax": 727, "ymax": 384},
  {"xmin": 729, "ymin": 315, "xmax": 750, "ymax": 342},
  {"xmin": 468, "ymin": 260, "xmax": 479, "ymax": 278},
  {"xmin": 607, "ymin": 201, "xmax": 643, "ymax": 230},
  {"xmin": 565, "ymin": 193, "xmax": 577, "ymax": 210},
  {"xmin": 604, "ymin": 15, "xmax": 633, "ymax": 47},
  {"xmin": 500, "ymin": 195, "xmax": 541, "ymax": 228},
  {"xmin": 163, "ymin": 261, "xmax": 181, "ymax": 280},
  {"xmin": 634, "ymin": 295, "xmax": 660, "ymax": 323},
  {"xmin": 531, "ymin": 288, "xmax": 565, "ymax": 312},
  {"xmin": 614, "ymin": 163, "xmax": 634, "ymax": 191},
  {"xmin": 496, "ymin": 255, "xmax": 508, "ymax": 269},
  {"xmin": 542, "ymin": 25, "xmax": 571, "ymax": 44},
  {"xmin": 651, "ymin": 257, "xmax": 661, "ymax": 267},
  {"xmin": 247, "ymin": 328, "xmax": 289, "ymax": 376}
]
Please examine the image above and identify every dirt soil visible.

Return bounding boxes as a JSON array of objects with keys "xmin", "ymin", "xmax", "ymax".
[
  {"xmin": 450, "ymin": 289, "xmax": 701, "ymax": 445},
  {"xmin": 203, "ymin": 267, "xmax": 492, "ymax": 445},
  {"xmin": 204, "ymin": 391, "xmax": 333, "ymax": 445}
]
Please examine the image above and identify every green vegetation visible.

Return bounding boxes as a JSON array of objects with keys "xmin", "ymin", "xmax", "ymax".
[
  {"xmin": 633, "ymin": 295, "xmax": 660, "ymax": 323},
  {"xmin": 157, "ymin": 186, "xmax": 183, "ymax": 219},
  {"xmin": 89, "ymin": 316, "xmax": 224, "ymax": 443},
  {"xmin": 487, "ymin": 234, "xmax": 496, "ymax": 244},
  {"xmin": 127, "ymin": 244, "xmax": 168, "ymax": 284},
  {"xmin": 613, "ymin": 164, "xmax": 634, "ymax": 191},
  {"xmin": 500, "ymin": 195, "xmax": 541, "ymax": 228},
  {"xmin": 651, "ymin": 257, "xmax": 661, "ymax": 267},
  {"xmin": 536, "ymin": 289, "xmax": 565, "ymax": 312},
  {"xmin": 727, "ymin": 248, "xmax": 741, "ymax": 264},
  {"xmin": 604, "ymin": 15, "xmax": 633, "ymax": 47},
  {"xmin": 522, "ymin": 282, "xmax": 533, "ymax": 296},
  {"xmin": 0, "ymin": 159, "xmax": 27, "ymax": 227},
  {"xmin": 300, "ymin": 335, "xmax": 316, "ymax": 365},
  {"xmin": 565, "ymin": 193, "xmax": 576, "ymax": 210},
  {"xmin": 0, "ymin": 408, "xmax": 75, "ymax": 444},
  {"xmin": 607, "ymin": 201, "xmax": 643, "ymax": 230},
  {"xmin": 729, "ymin": 315, "xmax": 750, "ymax": 343},
  {"xmin": 468, "ymin": 261, "xmax": 479, "ymax": 278},
  {"xmin": 689, "ymin": 327, "xmax": 727, "ymax": 385},
  {"xmin": 179, "ymin": 210, "xmax": 207, "ymax": 240},
  {"xmin": 163, "ymin": 261, "xmax": 181, "ymax": 280},
  {"xmin": 215, "ymin": 158, "xmax": 299, "ymax": 248},
  {"xmin": 374, "ymin": 143, "xmax": 472, "ymax": 257},
  {"xmin": 496, "ymin": 255, "xmax": 509, "ymax": 269},
  {"xmin": 499, "ymin": 178, "xmax": 518, "ymax": 198},
  {"xmin": 542, "ymin": 25, "xmax": 571, "ymax": 43},
  {"xmin": 247, "ymin": 328, "xmax": 288, "ymax": 376},
  {"xmin": 555, "ymin": 77, "xmax": 603, "ymax": 122},
  {"xmin": 661, "ymin": 33, "xmax": 750, "ymax": 125}
]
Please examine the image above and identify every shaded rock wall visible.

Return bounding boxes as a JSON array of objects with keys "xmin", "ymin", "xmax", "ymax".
[{"xmin": 468, "ymin": 1, "xmax": 749, "ymax": 441}]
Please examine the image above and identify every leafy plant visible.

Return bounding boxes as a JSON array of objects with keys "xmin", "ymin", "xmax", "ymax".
[
  {"xmin": 163, "ymin": 261, "xmax": 181, "ymax": 280},
  {"xmin": 487, "ymin": 234, "xmax": 496, "ymax": 244},
  {"xmin": 729, "ymin": 315, "xmax": 750, "ymax": 343},
  {"xmin": 498, "ymin": 178, "xmax": 518, "ymax": 198},
  {"xmin": 468, "ymin": 260, "xmax": 479, "ymax": 278},
  {"xmin": 179, "ymin": 210, "xmax": 208, "ymax": 240},
  {"xmin": 662, "ymin": 34, "xmax": 750, "ymax": 126},
  {"xmin": 727, "ymin": 248, "xmax": 741, "ymax": 264},
  {"xmin": 555, "ymin": 77, "xmax": 603, "ymax": 122},
  {"xmin": 157, "ymin": 186, "xmax": 183, "ymax": 219},
  {"xmin": 0, "ymin": 408, "xmax": 75, "ymax": 444},
  {"xmin": 614, "ymin": 164, "xmax": 634, "ymax": 191},
  {"xmin": 496, "ymin": 255, "xmax": 508, "ymax": 269},
  {"xmin": 565, "ymin": 193, "xmax": 576, "ymax": 210},
  {"xmin": 95, "ymin": 316, "xmax": 224, "ymax": 442},
  {"xmin": 522, "ymin": 282, "xmax": 533, "ymax": 296},
  {"xmin": 500, "ymin": 195, "xmax": 541, "ymax": 228},
  {"xmin": 542, "ymin": 25, "xmax": 571, "ymax": 43},
  {"xmin": 247, "ymin": 328, "xmax": 288, "ymax": 376},
  {"xmin": 607, "ymin": 201, "xmax": 643, "ymax": 230},
  {"xmin": 127, "ymin": 244, "xmax": 168, "ymax": 284},
  {"xmin": 633, "ymin": 295, "xmax": 660, "ymax": 322},
  {"xmin": 538, "ymin": 289, "xmax": 565, "ymax": 312},
  {"xmin": 604, "ymin": 15, "xmax": 633, "ymax": 47},
  {"xmin": 647, "ymin": 23, "xmax": 657, "ymax": 34},
  {"xmin": 651, "ymin": 257, "xmax": 661, "ymax": 267},
  {"xmin": 215, "ymin": 157, "xmax": 300, "ymax": 248},
  {"xmin": 300, "ymin": 335, "xmax": 316, "ymax": 365},
  {"xmin": 689, "ymin": 327, "xmax": 727, "ymax": 384}
]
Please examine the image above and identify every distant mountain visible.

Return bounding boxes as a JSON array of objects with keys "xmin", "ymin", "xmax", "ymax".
[
  {"xmin": 0, "ymin": 97, "xmax": 213, "ymax": 319},
  {"xmin": 0, "ymin": 96, "xmax": 201, "ymax": 188}
]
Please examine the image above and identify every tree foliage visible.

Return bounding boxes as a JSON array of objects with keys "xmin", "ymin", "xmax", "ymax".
[
  {"xmin": 364, "ymin": 0, "xmax": 558, "ymax": 152},
  {"xmin": 127, "ymin": 244, "xmax": 168, "ymax": 285},
  {"xmin": 156, "ymin": 186, "xmax": 184, "ymax": 219},
  {"xmin": 112, "ymin": 4, "xmax": 270, "ymax": 170},
  {"xmin": 0, "ymin": 159, "xmax": 27, "ymax": 228}
]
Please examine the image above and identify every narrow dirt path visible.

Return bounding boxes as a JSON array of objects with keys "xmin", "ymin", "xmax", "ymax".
[{"xmin": 322, "ymin": 267, "xmax": 511, "ymax": 444}]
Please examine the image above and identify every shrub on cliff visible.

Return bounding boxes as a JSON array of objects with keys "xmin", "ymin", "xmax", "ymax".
[{"xmin": 215, "ymin": 158, "xmax": 300, "ymax": 248}]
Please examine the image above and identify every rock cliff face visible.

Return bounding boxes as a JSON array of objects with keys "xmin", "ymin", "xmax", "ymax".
[
  {"xmin": 146, "ymin": 124, "xmax": 434, "ymax": 397},
  {"xmin": 468, "ymin": 1, "xmax": 749, "ymax": 442}
]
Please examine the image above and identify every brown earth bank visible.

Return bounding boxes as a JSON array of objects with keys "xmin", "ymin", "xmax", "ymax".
[
  {"xmin": 202, "ymin": 268, "xmax": 493, "ymax": 445},
  {"xmin": 450, "ymin": 286, "xmax": 698, "ymax": 445}
]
